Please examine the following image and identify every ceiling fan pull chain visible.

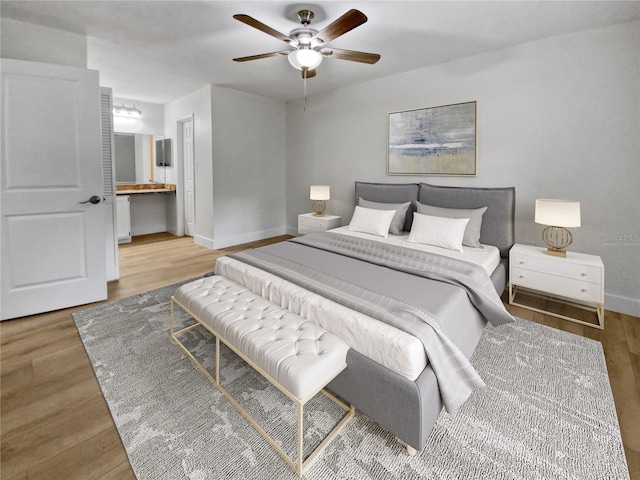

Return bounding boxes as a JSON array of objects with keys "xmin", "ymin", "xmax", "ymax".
[{"xmin": 303, "ymin": 68, "xmax": 308, "ymax": 112}]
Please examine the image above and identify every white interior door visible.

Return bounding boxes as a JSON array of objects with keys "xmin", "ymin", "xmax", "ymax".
[
  {"xmin": 1, "ymin": 59, "xmax": 107, "ymax": 320},
  {"xmin": 182, "ymin": 117, "xmax": 195, "ymax": 236}
]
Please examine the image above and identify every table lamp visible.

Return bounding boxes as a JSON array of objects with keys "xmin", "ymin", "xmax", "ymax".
[
  {"xmin": 534, "ymin": 199, "xmax": 581, "ymax": 257},
  {"xmin": 310, "ymin": 185, "xmax": 330, "ymax": 217}
]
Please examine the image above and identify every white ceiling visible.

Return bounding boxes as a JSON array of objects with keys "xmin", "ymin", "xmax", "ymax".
[{"xmin": 2, "ymin": 1, "xmax": 638, "ymax": 104}]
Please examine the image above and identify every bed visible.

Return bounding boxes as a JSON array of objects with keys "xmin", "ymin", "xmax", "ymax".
[{"xmin": 214, "ymin": 181, "xmax": 516, "ymax": 453}]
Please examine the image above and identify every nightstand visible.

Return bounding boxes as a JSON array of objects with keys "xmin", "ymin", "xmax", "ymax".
[
  {"xmin": 508, "ymin": 243, "xmax": 604, "ymax": 329},
  {"xmin": 298, "ymin": 213, "xmax": 342, "ymax": 235}
]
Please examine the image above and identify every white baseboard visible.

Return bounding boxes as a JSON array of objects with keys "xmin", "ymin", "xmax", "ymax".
[
  {"xmin": 212, "ymin": 227, "xmax": 287, "ymax": 250},
  {"xmin": 194, "ymin": 234, "xmax": 214, "ymax": 249},
  {"xmin": 604, "ymin": 293, "xmax": 640, "ymax": 317}
]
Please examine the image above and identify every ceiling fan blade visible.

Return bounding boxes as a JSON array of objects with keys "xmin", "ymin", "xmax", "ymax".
[
  {"xmin": 233, "ymin": 51, "xmax": 290, "ymax": 62},
  {"xmin": 321, "ymin": 48, "xmax": 380, "ymax": 64},
  {"xmin": 233, "ymin": 14, "xmax": 291, "ymax": 43},
  {"xmin": 302, "ymin": 69, "xmax": 317, "ymax": 79},
  {"xmin": 313, "ymin": 9, "xmax": 367, "ymax": 44}
]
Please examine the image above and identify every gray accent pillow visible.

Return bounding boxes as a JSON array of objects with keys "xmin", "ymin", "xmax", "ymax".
[
  {"xmin": 418, "ymin": 183, "xmax": 516, "ymax": 257},
  {"xmin": 354, "ymin": 182, "xmax": 419, "ymax": 231},
  {"xmin": 416, "ymin": 203, "xmax": 487, "ymax": 248},
  {"xmin": 359, "ymin": 198, "xmax": 411, "ymax": 235}
]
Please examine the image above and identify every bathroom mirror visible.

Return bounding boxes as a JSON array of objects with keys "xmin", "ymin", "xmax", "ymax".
[{"xmin": 115, "ymin": 133, "xmax": 164, "ymax": 184}]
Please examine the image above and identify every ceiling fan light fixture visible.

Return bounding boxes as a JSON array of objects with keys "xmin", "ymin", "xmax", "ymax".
[{"xmin": 288, "ymin": 49, "xmax": 323, "ymax": 71}]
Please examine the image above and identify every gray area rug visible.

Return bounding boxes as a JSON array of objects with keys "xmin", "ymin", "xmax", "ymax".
[{"xmin": 73, "ymin": 281, "xmax": 629, "ymax": 480}]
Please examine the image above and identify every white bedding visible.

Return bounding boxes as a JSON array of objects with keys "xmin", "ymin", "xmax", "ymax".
[{"xmin": 214, "ymin": 230, "xmax": 501, "ymax": 381}]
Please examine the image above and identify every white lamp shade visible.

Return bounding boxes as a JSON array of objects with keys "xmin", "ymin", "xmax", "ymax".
[
  {"xmin": 288, "ymin": 49, "xmax": 323, "ymax": 70},
  {"xmin": 535, "ymin": 199, "xmax": 581, "ymax": 227},
  {"xmin": 310, "ymin": 185, "xmax": 330, "ymax": 200}
]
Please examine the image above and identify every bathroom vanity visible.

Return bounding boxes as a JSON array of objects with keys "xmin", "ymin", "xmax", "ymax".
[{"xmin": 116, "ymin": 184, "xmax": 176, "ymax": 242}]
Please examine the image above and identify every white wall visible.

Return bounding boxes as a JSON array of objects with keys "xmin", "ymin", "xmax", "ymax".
[
  {"xmin": 210, "ymin": 86, "xmax": 287, "ymax": 249},
  {"xmin": 1, "ymin": 18, "xmax": 87, "ymax": 67},
  {"xmin": 163, "ymin": 85, "xmax": 287, "ymax": 249},
  {"xmin": 164, "ymin": 85, "xmax": 214, "ymax": 242},
  {"xmin": 113, "ymin": 98, "xmax": 167, "ymax": 185},
  {"xmin": 286, "ymin": 22, "xmax": 640, "ymax": 316},
  {"xmin": 113, "ymin": 97, "xmax": 164, "ymax": 135}
]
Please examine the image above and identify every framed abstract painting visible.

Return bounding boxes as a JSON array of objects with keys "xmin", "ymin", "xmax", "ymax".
[{"xmin": 387, "ymin": 101, "xmax": 476, "ymax": 176}]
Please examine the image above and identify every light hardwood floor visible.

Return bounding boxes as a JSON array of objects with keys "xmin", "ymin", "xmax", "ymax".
[{"xmin": 1, "ymin": 233, "xmax": 638, "ymax": 480}]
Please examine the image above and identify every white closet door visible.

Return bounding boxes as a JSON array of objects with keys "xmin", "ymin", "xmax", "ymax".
[
  {"xmin": 1, "ymin": 59, "xmax": 107, "ymax": 320},
  {"xmin": 182, "ymin": 118, "xmax": 195, "ymax": 236},
  {"xmin": 101, "ymin": 87, "xmax": 120, "ymax": 280}
]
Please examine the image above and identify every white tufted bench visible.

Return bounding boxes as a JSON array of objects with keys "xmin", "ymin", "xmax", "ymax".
[{"xmin": 170, "ymin": 275, "xmax": 354, "ymax": 476}]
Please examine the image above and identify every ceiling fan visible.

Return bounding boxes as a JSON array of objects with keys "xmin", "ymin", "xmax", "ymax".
[{"xmin": 233, "ymin": 9, "xmax": 381, "ymax": 79}]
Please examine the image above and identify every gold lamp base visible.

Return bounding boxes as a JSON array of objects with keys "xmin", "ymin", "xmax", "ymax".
[
  {"xmin": 542, "ymin": 226, "xmax": 572, "ymax": 257},
  {"xmin": 312, "ymin": 200, "xmax": 326, "ymax": 216}
]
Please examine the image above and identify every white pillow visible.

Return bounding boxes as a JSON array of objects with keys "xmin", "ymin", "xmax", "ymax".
[
  {"xmin": 407, "ymin": 213, "xmax": 470, "ymax": 252},
  {"xmin": 416, "ymin": 203, "xmax": 487, "ymax": 248},
  {"xmin": 358, "ymin": 198, "xmax": 411, "ymax": 235},
  {"xmin": 347, "ymin": 205, "xmax": 396, "ymax": 237}
]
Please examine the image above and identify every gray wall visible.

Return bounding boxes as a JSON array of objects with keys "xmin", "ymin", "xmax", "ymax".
[
  {"xmin": 164, "ymin": 85, "xmax": 287, "ymax": 249},
  {"xmin": 1, "ymin": 18, "xmax": 87, "ymax": 67},
  {"xmin": 165, "ymin": 85, "xmax": 214, "ymax": 242},
  {"xmin": 211, "ymin": 86, "xmax": 287, "ymax": 249},
  {"xmin": 286, "ymin": 21, "xmax": 640, "ymax": 316}
]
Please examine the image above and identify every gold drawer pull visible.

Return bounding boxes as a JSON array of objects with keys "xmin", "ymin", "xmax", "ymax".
[
  {"xmin": 519, "ymin": 261, "xmax": 525, "ymax": 264},
  {"xmin": 581, "ymin": 272, "xmax": 588, "ymax": 277},
  {"xmin": 519, "ymin": 275, "xmax": 525, "ymax": 279},
  {"xmin": 581, "ymin": 288, "xmax": 588, "ymax": 292}
]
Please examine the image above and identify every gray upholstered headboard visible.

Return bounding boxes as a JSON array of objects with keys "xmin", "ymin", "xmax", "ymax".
[
  {"xmin": 418, "ymin": 183, "xmax": 515, "ymax": 257},
  {"xmin": 354, "ymin": 182, "xmax": 419, "ymax": 232},
  {"xmin": 354, "ymin": 181, "xmax": 516, "ymax": 257}
]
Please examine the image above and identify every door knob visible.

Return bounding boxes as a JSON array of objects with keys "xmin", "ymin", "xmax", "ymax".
[{"xmin": 80, "ymin": 195, "xmax": 101, "ymax": 205}]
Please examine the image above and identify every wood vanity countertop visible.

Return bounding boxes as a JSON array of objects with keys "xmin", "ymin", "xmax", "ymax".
[{"xmin": 116, "ymin": 184, "xmax": 176, "ymax": 194}]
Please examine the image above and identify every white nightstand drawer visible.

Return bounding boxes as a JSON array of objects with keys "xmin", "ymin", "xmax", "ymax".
[
  {"xmin": 299, "ymin": 216, "xmax": 331, "ymax": 229},
  {"xmin": 298, "ymin": 225, "xmax": 323, "ymax": 235},
  {"xmin": 511, "ymin": 252, "xmax": 602, "ymax": 284},
  {"xmin": 298, "ymin": 214, "xmax": 341, "ymax": 235},
  {"xmin": 511, "ymin": 267, "xmax": 603, "ymax": 302}
]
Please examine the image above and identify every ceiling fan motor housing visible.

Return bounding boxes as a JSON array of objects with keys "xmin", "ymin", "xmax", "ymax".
[
  {"xmin": 290, "ymin": 30, "xmax": 323, "ymax": 50},
  {"xmin": 297, "ymin": 10, "xmax": 314, "ymax": 26}
]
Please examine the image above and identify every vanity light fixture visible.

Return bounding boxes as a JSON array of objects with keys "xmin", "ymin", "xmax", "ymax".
[
  {"xmin": 535, "ymin": 199, "xmax": 581, "ymax": 257},
  {"xmin": 310, "ymin": 185, "xmax": 330, "ymax": 216},
  {"xmin": 113, "ymin": 103, "xmax": 142, "ymax": 117}
]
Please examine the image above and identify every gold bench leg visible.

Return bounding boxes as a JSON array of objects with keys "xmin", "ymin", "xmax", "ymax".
[
  {"xmin": 299, "ymin": 391, "xmax": 355, "ymax": 475},
  {"xmin": 298, "ymin": 402, "xmax": 304, "ymax": 475}
]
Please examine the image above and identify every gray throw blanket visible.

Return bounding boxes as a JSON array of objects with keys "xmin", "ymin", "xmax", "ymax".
[
  {"xmin": 229, "ymin": 232, "xmax": 515, "ymax": 414},
  {"xmin": 292, "ymin": 232, "xmax": 514, "ymax": 327}
]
